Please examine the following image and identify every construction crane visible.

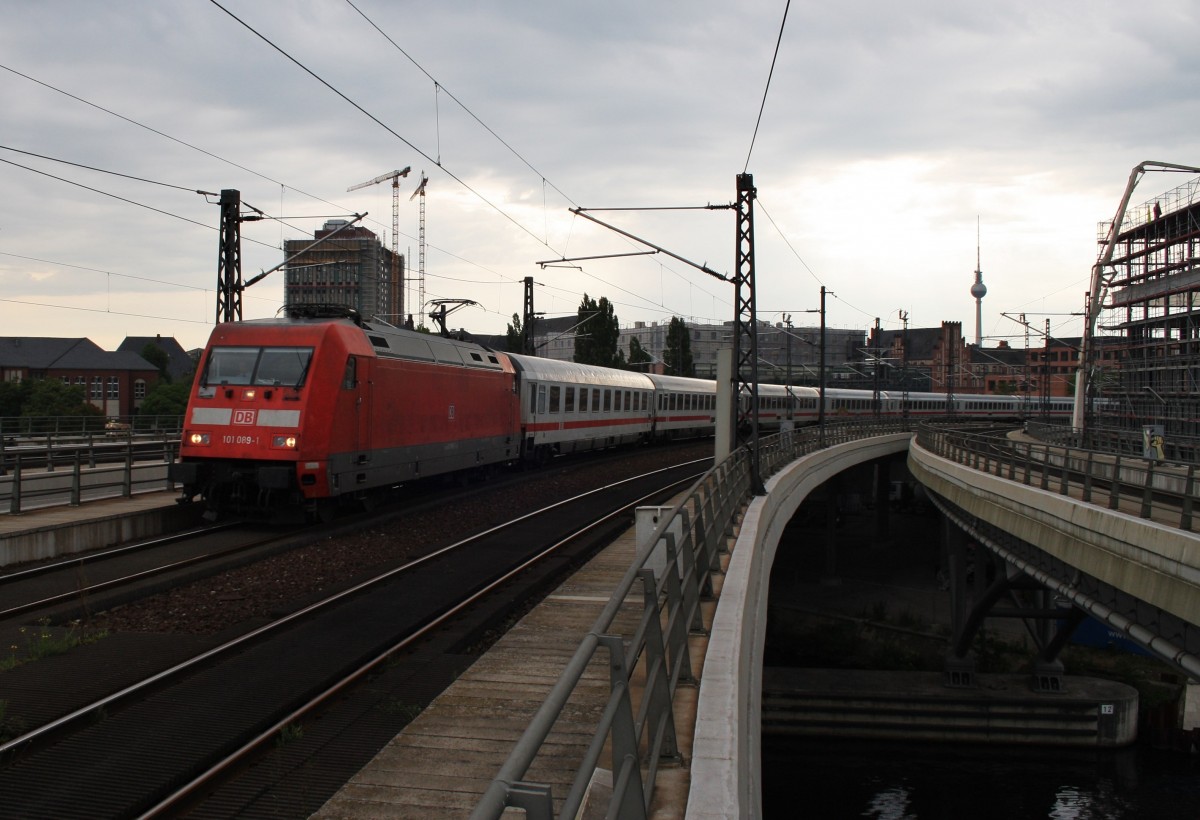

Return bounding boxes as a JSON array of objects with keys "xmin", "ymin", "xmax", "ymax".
[
  {"xmin": 347, "ymin": 167, "xmax": 411, "ymax": 323},
  {"xmin": 410, "ymin": 173, "xmax": 429, "ymax": 329}
]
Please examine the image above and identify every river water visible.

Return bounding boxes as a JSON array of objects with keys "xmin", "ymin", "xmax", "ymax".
[
  {"xmin": 763, "ymin": 736, "xmax": 1200, "ymax": 818},
  {"xmin": 761, "ymin": 500, "xmax": 1200, "ymax": 818}
]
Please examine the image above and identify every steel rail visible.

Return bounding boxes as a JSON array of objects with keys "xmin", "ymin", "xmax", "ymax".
[
  {"xmin": 0, "ymin": 459, "xmax": 708, "ymax": 760},
  {"xmin": 136, "ymin": 467, "xmax": 707, "ymax": 819},
  {"xmin": 0, "ymin": 523, "xmax": 234, "ymax": 583},
  {"xmin": 0, "ymin": 525, "xmax": 265, "ymax": 621}
]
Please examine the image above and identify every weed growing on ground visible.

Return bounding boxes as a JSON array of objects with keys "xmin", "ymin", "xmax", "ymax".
[
  {"xmin": 379, "ymin": 700, "xmax": 424, "ymax": 722},
  {"xmin": 276, "ymin": 723, "xmax": 304, "ymax": 747},
  {"xmin": 0, "ymin": 619, "xmax": 109, "ymax": 672},
  {"xmin": 0, "ymin": 699, "xmax": 24, "ymax": 744}
]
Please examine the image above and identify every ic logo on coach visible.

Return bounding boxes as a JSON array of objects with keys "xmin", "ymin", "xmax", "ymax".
[{"xmin": 233, "ymin": 409, "xmax": 257, "ymax": 425}]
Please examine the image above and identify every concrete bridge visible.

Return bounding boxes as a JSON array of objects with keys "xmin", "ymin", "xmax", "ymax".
[{"xmin": 687, "ymin": 425, "xmax": 1200, "ymax": 818}]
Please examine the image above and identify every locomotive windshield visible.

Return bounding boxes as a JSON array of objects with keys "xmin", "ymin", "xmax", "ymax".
[{"xmin": 203, "ymin": 346, "xmax": 313, "ymax": 387}]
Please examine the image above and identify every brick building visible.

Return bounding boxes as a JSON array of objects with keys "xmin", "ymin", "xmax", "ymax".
[{"xmin": 0, "ymin": 337, "xmax": 158, "ymax": 417}]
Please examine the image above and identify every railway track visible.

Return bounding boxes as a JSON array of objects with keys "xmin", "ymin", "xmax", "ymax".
[
  {"xmin": 0, "ymin": 454, "xmax": 708, "ymax": 819},
  {"xmin": 0, "ymin": 524, "xmax": 282, "ymax": 622}
]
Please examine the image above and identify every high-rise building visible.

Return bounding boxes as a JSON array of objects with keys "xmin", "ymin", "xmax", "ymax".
[{"xmin": 283, "ymin": 220, "xmax": 405, "ymax": 324}]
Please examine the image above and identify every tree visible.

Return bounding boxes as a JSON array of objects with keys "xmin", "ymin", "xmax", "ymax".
[
  {"xmin": 141, "ymin": 342, "xmax": 172, "ymax": 384},
  {"xmin": 0, "ymin": 379, "xmax": 29, "ymax": 418},
  {"xmin": 139, "ymin": 381, "xmax": 191, "ymax": 418},
  {"xmin": 627, "ymin": 336, "xmax": 653, "ymax": 370},
  {"xmin": 505, "ymin": 312, "xmax": 524, "ymax": 353},
  {"xmin": 663, "ymin": 316, "xmax": 694, "ymax": 377},
  {"xmin": 21, "ymin": 379, "xmax": 102, "ymax": 418},
  {"xmin": 572, "ymin": 294, "xmax": 622, "ymax": 368}
]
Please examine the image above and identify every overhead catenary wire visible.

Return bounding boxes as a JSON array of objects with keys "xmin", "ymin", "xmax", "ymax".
[
  {"xmin": 743, "ymin": 0, "xmax": 791, "ymax": 173},
  {"xmin": 207, "ymin": 0, "xmax": 548, "ymax": 253},
  {"xmin": 0, "ymin": 154, "xmax": 298, "ymax": 254},
  {"xmin": 3, "ymin": 38, "xmax": 724, "ymax": 338},
  {"xmin": 340, "ymin": 0, "xmax": 738, "ymax": 324},
  {"xmin": 3, "ymin": 14, "xmax": 727, "ymax": 336},
  {"xmin": 209, "ymin": 0, "xmax": 715, "ymax": 324}
]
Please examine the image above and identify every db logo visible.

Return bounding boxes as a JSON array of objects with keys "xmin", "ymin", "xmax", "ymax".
[{"xmin": 233, "ymin": 409, "xmax": 257, "ymax": 425}]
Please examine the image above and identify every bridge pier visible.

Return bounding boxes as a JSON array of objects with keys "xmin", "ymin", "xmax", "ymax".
[{"xmin": 943, "ymin": 520, "xmax": 977, "ymax": 687}]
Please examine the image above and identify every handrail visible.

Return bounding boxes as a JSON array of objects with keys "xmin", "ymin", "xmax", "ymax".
[
  {"xmin": 1, "ymin": 435, "xmax": 179, "ymax": 513},
  {"xmin": 470, "ymin": 418, "xmax": 912, "ymax": 820},
  {"xmin": 916, "ymin": 424, "xmax": 1198, "ymax": 531},
  {"xmin": 0, "ymin": 414, "xmax": 182, "ymax": 437},
  {"xmin": 1024, "ymin": 419, "xmax": 1200, "ymax": 466}
]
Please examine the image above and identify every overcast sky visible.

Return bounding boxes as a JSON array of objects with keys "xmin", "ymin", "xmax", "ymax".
[{"xmin": 3, "ymin": 0, "xmax": 1199, "ymax": 354}]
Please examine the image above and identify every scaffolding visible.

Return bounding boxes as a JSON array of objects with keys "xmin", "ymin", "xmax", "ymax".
[{"xmin": 1096, "ymin": 175, "xmax": 1200, "ymax": 442}]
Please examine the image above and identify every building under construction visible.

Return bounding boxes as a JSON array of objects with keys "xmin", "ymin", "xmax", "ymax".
[
  {"xmin": 283, "ymin": 220, "xmax": 405, "ymax": 324},
  {"xmin": 1094, "ymin": 174, "xmax": 1200, "ymax": 443}
]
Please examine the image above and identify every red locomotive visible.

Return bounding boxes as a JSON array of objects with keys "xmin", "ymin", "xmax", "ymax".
[{"xmin": 173, "ymin": 307, "xmax": 521, "ymax": 519}]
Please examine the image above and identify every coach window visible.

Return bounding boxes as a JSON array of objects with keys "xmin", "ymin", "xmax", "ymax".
[
  {"xmin": 621, "ymin": 391, "xmax": 629, "ymax": 412},
  {"xmin": 603, "ymin": 389, "xmax": 612, "ymax": 412},
  {"xmin": 537, "ymin": 384, "xmax": 547, "ymax": 415},
  {"xmin": 579, "ymin": 387, "xmax": 589, "ymax": 412},
  {"xmin": 529, "ymin": 384, "xmax": 537, "ymax": 414},
  {"xmin": 592, "ymin": 388, "xmax": 602, "ymax": 413},
  {"xmin": 565, "ymin": 387, "xmax": 575, "ymax": 413},
  {"xmin": 549, "ymin": 386, "xmax": 561, "ymax": 413}
]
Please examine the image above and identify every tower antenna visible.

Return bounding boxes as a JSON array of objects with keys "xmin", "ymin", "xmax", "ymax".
[{"xmin": 970, "ymin": 216, "xmax": 987, "ymax": 346}]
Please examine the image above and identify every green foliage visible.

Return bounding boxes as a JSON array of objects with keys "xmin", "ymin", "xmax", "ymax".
[
  {"xmin": 0, "ymin": 380, "xmax": 28, "ymax": 417},
  {"xmin": 505, "ymin": 312, "xmax": 524, "ymax": 353},
  {"xmin": 276, "ymin": 723, "xmax": 304, "ymax": 746},
  {"xmin": 663, "ymin": 316, "xmax": 694, "ymax": 377},
  {"xmin": 139, "ymin": 381, "xmax": 191, "ymax": 417},
  {"xmin": 626, "ymin": 336, "xmax": 653, "ymax": 370},
  {"xmin": 140, "ymin": 343, "xmax": 172, "ymax": 384},
  {"xmin": 2, "ymin": 619, "xmax": 109, "ymax": 672},
  {"xmin": 21, "ymin": 380, "xmax": 102, "ymax": 418},
  {"xmin": 572, "ymin": 294, "xmax": 623, "ymax": 368}
]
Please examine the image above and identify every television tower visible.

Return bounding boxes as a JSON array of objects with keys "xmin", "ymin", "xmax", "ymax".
[{"xmin": 970, "ymin": 217, "xmax": 987, "ymax": 346}]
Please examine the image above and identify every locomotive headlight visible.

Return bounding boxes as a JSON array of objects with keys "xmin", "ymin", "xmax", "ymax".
[
  {"xmin": 188, "ymin": 432, "xmax": 211, "ymax": 446},
  {"xmin": 272, "ymin": 434, "xmax": 298, "ymax": 449},
  {"xmin": 243, "ymin": 389, "xmax": 257, "ymax": 400}
]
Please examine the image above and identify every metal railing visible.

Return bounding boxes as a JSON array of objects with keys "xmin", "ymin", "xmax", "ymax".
[
  {"xmin": 918, "ymin": 424, "xmax": 1198, "ymax": 531},
  {"xmin": 1025, "ymin": 419, "xmax": 1200, "ymax": 465},
  {"xmin": 470, "ymin": 418, "xmax": 912, "ymax": 820},
  {"xmin": 1, "ymin": 435, "xmax": 180, "ymax": 513},
  {"xmin": 0, "ymin": 414, "xmax": 182, "ymax": 438}
]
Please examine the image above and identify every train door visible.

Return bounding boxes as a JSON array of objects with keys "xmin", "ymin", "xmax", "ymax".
[{"xmin": 339, "ymin": 355, "xmax": 371, "ymax": 457}]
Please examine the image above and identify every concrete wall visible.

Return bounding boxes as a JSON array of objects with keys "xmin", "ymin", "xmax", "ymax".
[{"xmin": 686, "ymin": 434, "xmax": 912, "ymax": 819}]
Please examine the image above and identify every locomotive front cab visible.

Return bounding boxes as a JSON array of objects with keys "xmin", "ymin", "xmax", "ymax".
[{"xmin": 175, "ymin": 341, "xmax": 316, "ymax": 513}]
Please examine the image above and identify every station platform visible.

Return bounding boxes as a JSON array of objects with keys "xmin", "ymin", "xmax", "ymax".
[{"xmin": 0, "ymin": 492, "xmax": 201, "ymax": 566}]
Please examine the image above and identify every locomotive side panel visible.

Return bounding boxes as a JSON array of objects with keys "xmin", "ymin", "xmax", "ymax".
[{"xmin": 346, "ymin": 354, "xmax": 519, "ymax": 486}]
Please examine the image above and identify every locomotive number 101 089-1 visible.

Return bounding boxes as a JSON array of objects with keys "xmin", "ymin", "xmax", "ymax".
[{"xmin": 224, "ymin": 434, "xmax": 259, "ymax": 446}]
